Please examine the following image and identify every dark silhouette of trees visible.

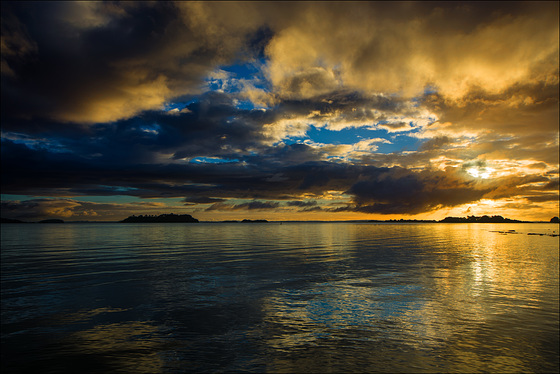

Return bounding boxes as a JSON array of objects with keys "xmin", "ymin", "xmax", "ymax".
[
  {"xmin": 440, "ymin": 215, "xmax": 523, "ymax": 223},
  {"xmin": 120, "ymin": 213, "xmax": 199, "ymax": 223},
  {"xmin": 38, "ymin": 219, "xmax": 64, "ymax": 223}
]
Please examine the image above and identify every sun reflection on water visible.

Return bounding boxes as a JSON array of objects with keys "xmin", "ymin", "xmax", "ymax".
[{"xmin": 1, "ymin": 223, "xmax": 558, "ymax": 373}]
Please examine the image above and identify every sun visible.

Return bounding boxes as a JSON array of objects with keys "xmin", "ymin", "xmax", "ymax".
[{"xmin": 467, "ymin": 167, "xmax": 494, "ymax": 179}]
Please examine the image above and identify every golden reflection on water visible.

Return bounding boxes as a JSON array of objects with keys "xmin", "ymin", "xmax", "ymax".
[
  {"xmin": 64, "ymin": 320, "xmax": 166, "ymax": 373},
  {"xmin": 402, "ymin": 225, "xmax": 557, "ymax": 372},
  {"xmin": 56, "ymin": 307, "xmax": 129, "ymax": 325},
  {"xmin": 254, "ymin": 224, "xmax": 558, "ymax": 373},
  {"xmin": 2, "ymin": 223, "xmax": 557, "ymax": 373}
]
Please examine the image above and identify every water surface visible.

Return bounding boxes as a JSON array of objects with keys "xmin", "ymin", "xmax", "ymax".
[{"xmin": 1, "ymin": 223, "xmax": 559, "ymax": 373}]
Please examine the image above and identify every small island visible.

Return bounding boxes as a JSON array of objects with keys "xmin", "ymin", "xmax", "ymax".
[
  {"xmin": 440, "ymin": 215, "xmax": 524, "ymax": 223},
  {"xmin": 38, "ymin": 219, "xmax": 65, "ymax": 224},
  {"xmin": 120, "ymin": 213, "xmax": 199, "ymax": 223}
]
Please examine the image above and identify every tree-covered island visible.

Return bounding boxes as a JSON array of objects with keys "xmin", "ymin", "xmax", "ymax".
[
  {"xmin": 440, "ymin": 215, "xmax": 524, "ymax": 223},
  {"xmin": 120, "ymin": 214, "xmax": 199, "ymax": 223}
]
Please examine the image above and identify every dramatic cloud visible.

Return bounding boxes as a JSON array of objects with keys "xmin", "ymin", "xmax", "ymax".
[
  {"xmin": 346, "ymin": 168, "xmax": 491, "ymax": 214},
  {"xmin": 184, "ymin": 197, "xmax": 226, "ymax": 205},
  {"xmin": 1, "ymin": 2, "xmax": 266, "ymax": 124},
  {"xmin": 206, "ymin": 200, "xmax": 280, "ymax": 211},
  {"xmin": 1, "ymin": 2, "xmax": 558, "ymax": 221},
  {"xmin": 0, "ymin": 198, "xmax": 168, "ymax": 221},
  {"xmin": 263, "ymin": 2, "xmax": 558, "ymax": 100}
]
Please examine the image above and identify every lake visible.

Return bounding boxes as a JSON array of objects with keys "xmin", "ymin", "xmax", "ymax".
[{"xmin": 1, "ymin": 222, "xmax": 559, "ymax": 373}]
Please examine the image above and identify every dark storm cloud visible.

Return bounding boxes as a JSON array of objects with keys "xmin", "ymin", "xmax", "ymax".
[
  {"xmin": 0, "ymin": 89, "xmax": 408, "ymax": 172},
  {"xmin": 345, "ymin": 168, "xmax": 492, "ymax": 215},
  {"xmin": 0, "ymin": 131, "xmax": 316, "ymax": 198},
  {"xmin": 286, "ymin": 200, "xmax": 318, "ymax": 207},
  {"xmin": 255, "ymin": 143, "xmax": 326, "ymax": 166},
  {"xmin": 206, "ymin": 201, "xmax": 280, "ymax": 211},
  {"xmin": 1, "ymin": 2, "xmax": 268, "ymax": 124},
  {"xmin": 184, "ymin": 197, "xmax": 226, "ymax": 205},
  {"xmin": 300, "ymin": 206, "xmax": 325, "ymax": 213},
  {"xmin": 3, "ymin": 128, "xmax": 557, "ymax": 216},
  {"xmin": 1, "ymin": 134, "xmax": 322, "ymax": 200},
  {"xmin": 1, "ymin": 91, "xmax": 273, "ymax": 167},
  {"xmin": 2, "ymin": 2, "xmax": 168, "ymax": 122}
]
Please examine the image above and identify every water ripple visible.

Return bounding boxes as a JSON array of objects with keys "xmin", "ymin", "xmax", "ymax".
[{"xmin": 2, "ymin": 222, "xmax": 558, "ymax": 373}]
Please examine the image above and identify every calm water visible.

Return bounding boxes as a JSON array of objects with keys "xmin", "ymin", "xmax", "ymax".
[{"xmin": 1, "ymin": 223, "xmax": 559, "ymax": 373}]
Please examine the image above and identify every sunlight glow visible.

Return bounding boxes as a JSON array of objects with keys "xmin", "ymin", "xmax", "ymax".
[
  {"xmin": 467, "ymin": 167, "xmax": 480, "ymax": 178},
  {"xmin": 478, "ymin": 198, "xmax": 499, "ymax": 207},
  {"xmin": 467, "ymin": 167, "xmax": 495, "ymax": 179}
]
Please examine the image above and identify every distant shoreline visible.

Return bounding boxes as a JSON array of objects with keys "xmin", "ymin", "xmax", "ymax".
[{"xmin": 2, "ymin": 219, "xmax": 558, "ymax": 224}]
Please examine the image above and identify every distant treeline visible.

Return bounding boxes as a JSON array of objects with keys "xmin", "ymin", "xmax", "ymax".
[
  {"xmin": 120, "ymin": 214, "xmax": 199, "ymax": 223},
  {"xmin": 2, "ymin": 215, "xmax": 559, "ymax": 224},
  {"xmin": 439, "ymin": 215, "xmax": 523, "ymax": 223}
]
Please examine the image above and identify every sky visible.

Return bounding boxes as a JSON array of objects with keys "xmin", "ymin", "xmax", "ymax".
[{"xmin": 1, "ymin": 1, "xmax": 559, "ymax": 222}]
